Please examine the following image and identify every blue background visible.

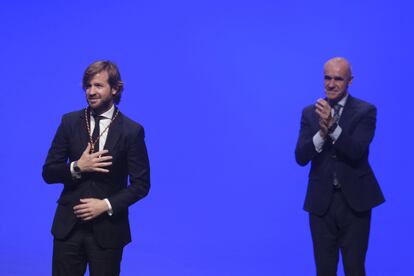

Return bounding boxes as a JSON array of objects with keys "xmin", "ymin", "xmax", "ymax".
[{"xmin": 0, "ymin": 0, "xmax": 412, "ymax": 275}]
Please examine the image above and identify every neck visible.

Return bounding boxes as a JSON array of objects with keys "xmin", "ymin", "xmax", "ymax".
[
  {"xmin": 328, "ymin": 92, "xmax": 348, "ymax": 106},
  {"xmin": 91, "ymin": 103, "xmax": 114, "ymax": 115}
]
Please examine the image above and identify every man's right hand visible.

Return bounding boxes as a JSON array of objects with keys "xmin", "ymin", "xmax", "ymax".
[
  {"xmin": 76, "ymin": 143, "xmax": 113, "ymax": 173},
  {"xmin": 315, "ymin": 98, "xmax": 332, "ymax": 122},
  {"xmin": 319, "ymin": 118, "xmax": 329, "ymax": 138},
  {"xmin": 315, "ymin": 98, "xmax": 333, "ymax": 138}
]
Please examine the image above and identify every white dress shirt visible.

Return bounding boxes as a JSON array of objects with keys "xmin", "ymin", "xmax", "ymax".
[{"xmin": 70, "ymin": 104, "xmax": 115, "ymax": 215}]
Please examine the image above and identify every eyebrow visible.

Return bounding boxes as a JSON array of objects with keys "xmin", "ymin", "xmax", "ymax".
[
  {"xmin": 324, "ymin": 75, "xmax": 345, "ymax": 81},
  {"xmin": 85, "ymin": 81, "xmax": 105, "ymax": 88}
]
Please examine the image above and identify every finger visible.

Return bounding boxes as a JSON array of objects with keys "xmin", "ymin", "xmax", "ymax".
[
  {"xmin": 316, "ymin": 100, "xmax": 325, "ymax": 106},
  {"xmin": 73, "ymin": 205, "xmax": 89, "ymax": 212},
  {"xmin": 316, "ymin": 103, "xmax": 328, "ymax": 112},
  {"xmin": 315, "ymin": 102, "xmax": 323, "ymax": 109},
  {"xmin": 91, "ymin": 150, "xmax": 109, "ymax": 158},
  {"xmin": 97, "ymin": 156, "xmax": 113, "ymax": 162},
  {"xmin": 92, "ymin": 168, "xmax": 110, "ymax": 173},
  {"xmin": 315, "ymin": 106, "xmax": 324, "ymax": 112},
  {"xmin": 316, "ymin": 108, "xmax": 330, "ymax": 119},
  {"xmin": 74, "ymin": 209, "xmax": 89, "ymax": 216},
  {"xmin": 94, "ymin": 162, "xmax": 112, "ymax": 168},
  {"xmin": 83, "ymin": 143, "xmax": 92, "ymax": 153},
  {"xmin": 316, "ymin": 98, "xmax": 327, "ymax": 105},
  {"xmin": 74, "ymin": 204, "xmax": 92, "ymax": 213},
  {"xmin": 77, "ymin": 212, "xmax": 91, "ymax": 219},
  {"xmin": 80, "ymin": 198, "xmax": 93, "ymax": 203},
  {"xmin": 74, "ymin": 208, "xmax": 90, "ymax": 216},
  {"xmin": 73, "ymin": 203, "xmax": 87, "ymax": 210},
  {"xmin": 316, "ymin": 101, "xmax": 326, "ymax": 108},
  {"xmin": 82, "ymin": 215, "xmax": 94, "ymax": 221},
  {"xmin": 315, "ymin": 109, "xmax": 323, "ymax": 116},
  {"xmin": 91, "ymin": 158, "xmax": 112, "ymax": 165}
]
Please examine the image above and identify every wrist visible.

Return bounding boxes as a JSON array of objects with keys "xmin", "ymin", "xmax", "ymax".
[
  {"xmin": 74, "ymin": 160, "xmax": 84, "ymax": 172},
  {"xmin": 328, "ymin": 122, "xmax": 338, "ymax": 134},
  {"xmin": 102, "ymin": 199, "xmax": 109, "ymax": 211},
  {"xmin": 103, "ymin": 198, "xmax": 113, "ymax": 216}
]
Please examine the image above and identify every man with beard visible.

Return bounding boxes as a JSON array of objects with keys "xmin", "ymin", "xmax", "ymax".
[
  {"xmin": 43, "ymin": 60, "xmax": 150, "ymax": 276},
  {"xmin": 295, "ymin": 57, "xmax": 384, "ymax": 276}
]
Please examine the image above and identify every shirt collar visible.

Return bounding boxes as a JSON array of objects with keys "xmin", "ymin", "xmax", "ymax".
[
  {"xmin": 94, "ymin": 104, "xmax": 115, "ymax": 120},
  {"xmin": 338, "ymin": 93, "xmax": 349, "ymax": 107}
]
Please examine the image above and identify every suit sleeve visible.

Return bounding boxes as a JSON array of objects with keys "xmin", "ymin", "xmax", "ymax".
[
  {"xmin": 42, "ymin": 115, "xmax": 77, "ymax": 186},
  {"xmin": 108, "ymin": 126, "xmax": 150, "ymax": 213},
  {"xmin": 333, "ymin": 105, "xmax": 377, "ymax": 161},
  {"xmin": 295, "ymin": 108, "xmax": 320, "ymax": 166}
]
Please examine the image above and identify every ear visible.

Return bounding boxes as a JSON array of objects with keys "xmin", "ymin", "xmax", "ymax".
[
  {"xmin": 112, "ymin": 88, "xmax": 117, "ymax": 96},
  {"xmin": 348, "ymin": 76, "xmax": 353, "ymax": 86}
]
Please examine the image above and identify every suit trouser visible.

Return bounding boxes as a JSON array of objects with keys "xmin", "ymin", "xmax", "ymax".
[
  {"xmin": 52, "ymin": 223, "xmax": 123, "ymax": 276},
  {"xmin": 309, "ymin": 189, "xmax": 371, "ymax": 276}
]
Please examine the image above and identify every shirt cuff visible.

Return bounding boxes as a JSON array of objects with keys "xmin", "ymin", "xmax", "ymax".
[
  {"xmin": 70, "ymin": 162, "xmax": 82, "ymax": 179},
  {"xmin": 329, "ymin": 125, "xmax": 342, "ymax": 143},
  {"xmin": 104, "ymin": 198, "xmax": 113, "ymax": 216},
  {"xmin": 313, "ymin": 131, "xmax": 325, "ymax": 153}
]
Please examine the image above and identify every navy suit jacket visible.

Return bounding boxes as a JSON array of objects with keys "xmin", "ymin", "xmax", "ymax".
[
  {"xmin": 295, "ymin": 95, "xmax": 384, "ymax": 215},
  {"xmin": 42, "ymin": 108, "xmax": 150, "ymax": 248}
]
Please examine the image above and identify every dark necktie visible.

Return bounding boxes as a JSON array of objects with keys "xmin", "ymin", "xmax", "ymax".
[
  {"xmin": 332, "ymin": 104, "xmax": 343, "ymax": 124},
  {"xmin": 92, "ymin": 114, "xmax": 102, "ymax": 153},
  {"xmin": 331, "ymin": 104, "xmax": 343, "ymax": 188}
]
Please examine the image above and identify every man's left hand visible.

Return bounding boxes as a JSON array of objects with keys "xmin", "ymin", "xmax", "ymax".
[
  {"xmin": 319, "ymin": 118, "xmax": 329, "ymax": 138},
  {"xmin": 73, "ymin": 198, "xmax": 108, "ymax": 221},
  {"xmin": 315, "ymin": 98, "xmax": 332, "ymax": 122}
]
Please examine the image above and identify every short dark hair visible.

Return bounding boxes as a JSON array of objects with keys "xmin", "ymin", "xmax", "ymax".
[{"xmin": 82, "ymin": 60, "xmax": 124, "ymax": 104}]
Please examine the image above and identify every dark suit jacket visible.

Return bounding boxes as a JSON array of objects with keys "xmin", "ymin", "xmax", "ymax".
[
  {"xmin": 295, "ymin": 95, "xmax": 384, "ymax": 215},
  {"xmin": 42, "ymin": 108, "xmax": 150, "ymax": 248}
]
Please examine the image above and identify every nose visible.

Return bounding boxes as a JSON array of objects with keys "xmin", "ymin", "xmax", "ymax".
[
  {"xmin": 87, "ymin": 85, "xmax": 96, "ymax": 96},
  {"xmin": 328, "ymin": 79, "xmax": 335, "ymax": 88}
]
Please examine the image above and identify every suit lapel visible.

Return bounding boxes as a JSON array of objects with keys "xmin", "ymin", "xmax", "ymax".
[
  {"xmin": 338, "ymin": 94, "xmax": 356, "ymax": 131},
  {"xmin": 104, "ymin": 110, "xmax": 123, "ymax": 153},
  {"xmin": 78, "ymin": 109, "xmax": 90, "ymax": 152}
]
